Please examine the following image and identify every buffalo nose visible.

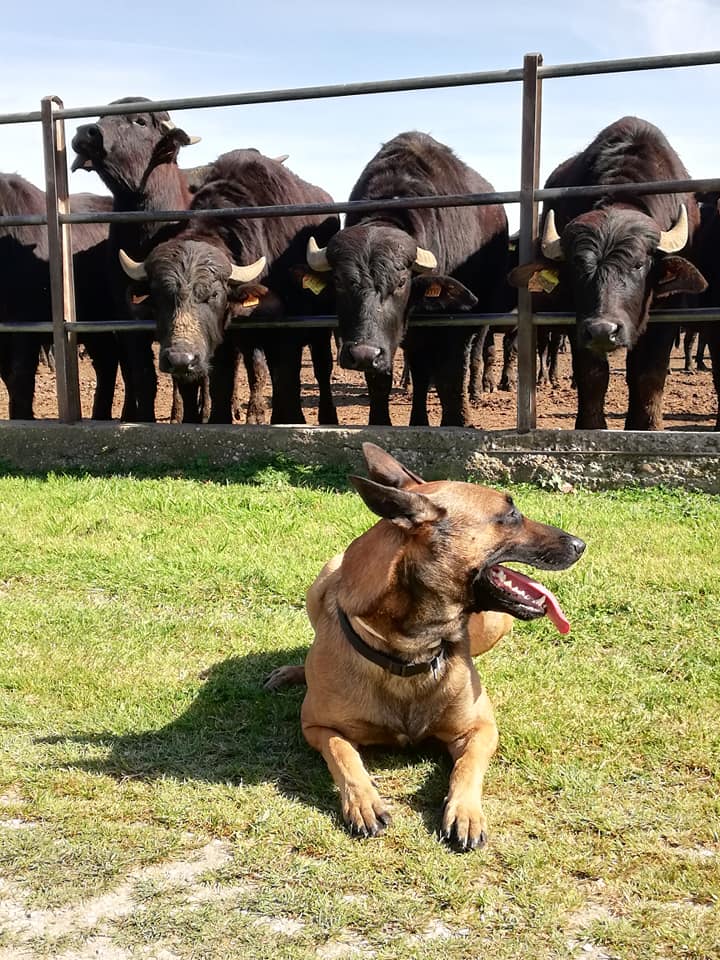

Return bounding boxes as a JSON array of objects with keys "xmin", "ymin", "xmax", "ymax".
[
  {"xmin": 339, "ymin": 341, "xmax": 382, "ymax": 371},
  {"xmin": 75, "ymin": 123, "xmax": 102, "ymax": 145},
  {"xmin": 160, "ymin": 347, "xmax": 199, "ymax": 376},
  {"xmin": 583, "ymin": 320, "xmax": 620, "ymax": 352}
]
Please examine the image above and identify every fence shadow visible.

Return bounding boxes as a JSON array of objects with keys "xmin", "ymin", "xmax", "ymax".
[{"xmin": 0, "ymin": 453, "xmax": 352, "ymax": 491}]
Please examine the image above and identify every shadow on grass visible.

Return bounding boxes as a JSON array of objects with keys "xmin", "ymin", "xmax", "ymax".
[
  {"xmin": 0, "ymin": 454, "xmax": 352, "ymax": 491},
  {"xmin": 39, "ymin": 647, "xmax": 452, "ymax": 829}
]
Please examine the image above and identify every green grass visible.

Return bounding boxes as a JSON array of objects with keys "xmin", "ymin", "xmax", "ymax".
[{"xmin": 0, "ymin": 467, "xmax": 718, "ymax": 959}]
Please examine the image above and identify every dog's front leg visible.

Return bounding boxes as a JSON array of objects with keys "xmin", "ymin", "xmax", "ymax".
[
  {"xmin": 441, "ymin": 713, "xmax": 498, "ymax": 851},
  {"xmin": 304, "ymin": 725, "xmax": 392, "ymax": 837}
]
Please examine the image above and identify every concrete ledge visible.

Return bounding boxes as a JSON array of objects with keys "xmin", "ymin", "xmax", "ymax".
[{"xmin": 1, "ymin": 422, "xmax": 719, "ymax": 491}]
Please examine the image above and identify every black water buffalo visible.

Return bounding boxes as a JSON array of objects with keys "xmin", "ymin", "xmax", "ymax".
[
  {"xmin": 691, "ymin": 197, "xmax": 720, "ymax": 429},
  {"xmin": 118, "ymin": 149, "xmax": 340, "ymax": 424},
  {"xmin": 72, "ymin": 98, "xmax": 208, "ymax": 422},
  {"xmin": 304, "ymin": 131, "xmax": 508, "ymax": 426},
  {"xmin": 0, "ymin": 174, "xmax": 116, "ymax": 419},
  {"xmin": 510, "ymin": 116, "xmax": 707, "ymax": 430}
]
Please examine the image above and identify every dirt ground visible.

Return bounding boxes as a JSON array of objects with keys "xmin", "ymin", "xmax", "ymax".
[{"xmin": 1, "ymin": 336, "xmax": 717, "ymax": 431}]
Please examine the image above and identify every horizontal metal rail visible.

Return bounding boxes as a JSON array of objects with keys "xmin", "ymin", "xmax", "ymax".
[
  {"xmin": 5, "ymin": 173, "xmax": 720, "ymax": 230},
  {"xmin": 2, "ymin": 51, "xmax": 718, "ymax": 128},
  {"xmin": 2, "ymin": 309, "xmax": 718, "ymax": 337},
  {"xmin": 2, "ymin": 50, "xmax": 717, "ymax": 127}
]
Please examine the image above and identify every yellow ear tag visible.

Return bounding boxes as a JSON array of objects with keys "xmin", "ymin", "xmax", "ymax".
[
  {"xmin": 302, "ymin": 273, "xmax": 327, "ymax": 296},
  {"xmin": 241, "ymin": 294, "xmax": 260, "ymax": 308},
  {"xmin": 528, "ymin": 268, "xmax": 560, "ymax": 294},
  {"xmin": 131, "ymin": 293, "xmax": 149, "ymax": 305},
  {"xmin": 425, "ymin": 282, "xmax": 442, "ymax": 298},
  {"xmin": 508, "ymin": 241, "xmax": 517, "ymax": 252}
]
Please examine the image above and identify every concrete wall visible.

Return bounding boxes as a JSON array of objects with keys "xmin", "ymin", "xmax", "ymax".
[{"xmin": 1, "ymin": 422, "xmax": 719, "ymax": 491}]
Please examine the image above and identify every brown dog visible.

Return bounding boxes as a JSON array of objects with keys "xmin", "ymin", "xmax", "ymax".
[{"xmin": 268, "ymin": 443, "xmax": 585, "ymax": 849}]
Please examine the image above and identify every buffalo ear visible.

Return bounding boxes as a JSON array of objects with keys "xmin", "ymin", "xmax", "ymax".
[
  {"xmin": 655, "ymin": 256, "xmax": 708, "ymax": 298},
  {"xmin": 151, "ymin": 129, "xmax": 196, "ymax": 167},
  {"xmin": 349, "ymin": 476, "xmax": 445, "ymax": 530},
  {"xmin": 126, "ymin": 283, "xmax": 152, "ymax": 316},
  {"xmin": 361, "ymin": 443, "xmax": 424, "ymax": 488},
  {"xmin": 410, "ymin": 275, "xmax": 477, "ymax": 311},
  {"xmin": 508, "ymin": 261, "xmax": 551, "ymax": 288},
  {"xmin": 226, "ymin": 283, "xmax": 282, "ymax": 319}
]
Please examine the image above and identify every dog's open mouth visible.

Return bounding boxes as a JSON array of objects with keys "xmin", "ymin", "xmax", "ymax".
[{"xmin": 478, "ymin": 564, "xmax": 571, "ymax": 634}]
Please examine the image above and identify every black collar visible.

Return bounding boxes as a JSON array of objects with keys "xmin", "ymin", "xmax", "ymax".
[{"xmin": 337, "ymin": 606, "xmax": 447, "ymax": 679}]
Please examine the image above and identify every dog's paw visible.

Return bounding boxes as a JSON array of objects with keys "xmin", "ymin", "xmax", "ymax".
[
  {"xmin": 263, "ymin": 664, "xmax": 306, "ymax": 691},
  {"xmin": 342, "ymin": 788, "xmax": 392, "ymax": 838},
  {"xmin": 440, "ymin": 796, "xmax": 488, "ymax": 851}
]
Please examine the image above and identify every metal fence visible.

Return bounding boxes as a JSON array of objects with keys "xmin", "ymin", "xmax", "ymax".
[{"xmin": 2, "ymin": 50, "xmax": 720, "ymax": 428}]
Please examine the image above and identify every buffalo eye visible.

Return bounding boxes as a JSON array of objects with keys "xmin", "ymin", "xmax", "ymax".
[
  {"xmin": 396, "ymin": 275, "xmax": 408, "ymax": 290},
  {"xmin": 633, "ymin": 260, "xmax": 646, "ymax": 272},
  {"xmin": 132, "ymin": 117, "xmax": 147, "ymax": 127}
]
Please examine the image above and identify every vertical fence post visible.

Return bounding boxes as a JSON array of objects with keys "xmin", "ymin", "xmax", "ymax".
[
  {"xmin": 516, "ymin": 53, "xmax": 543, "ymax": 433},
  {"xmin": 41, "ymin": 95, "xmax": 81, "ymax": 423}
]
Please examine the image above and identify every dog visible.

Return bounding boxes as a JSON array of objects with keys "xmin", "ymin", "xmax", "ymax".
[{"xmin": 267, "ymin": 443, "xmax": 585, "ymax": 849}]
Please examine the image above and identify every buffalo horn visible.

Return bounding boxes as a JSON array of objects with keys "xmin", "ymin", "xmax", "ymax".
[
  {"xmin": 541, "ymin": 209, "xmax": 564, "ymax": 261},
  {"xmin": 273, "ymin": 154, "xmax": 290, "ymax": 164},
  {"xmin": 657, "ymin": 204, "xmax": 689, "ymax": 253},
  {"xmin": 229, "ymin": 256, "xmax": 267, "ymax": 283},
  {"xmin": 306, "ymin": 236, "xmax": 332, "ymax": 272},
  {"xmin": 413, "ymin": 246, "xmax": 438, "ymax": 271},
  {"xmin": 118, "ymin": 249, "xmax": 147, "ymax": 281},
  {"xmin": 160, "ymin": 118, "xmax": 201, "ymax": 145}
]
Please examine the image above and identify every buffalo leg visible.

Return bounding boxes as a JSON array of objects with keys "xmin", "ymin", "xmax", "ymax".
[
  {"xmin": 266, "ymin": 339, "xmax": 305, "ymax": 425},
  {"xmin": 242, "ymin": 345, "xmax": 270, "ymax": 424},
  {"xmin": 5, "ymin": 334, "xmax": 40, "ymax": 420},
  {"xmin": 499, "ymin": 329, "xmax": 517, "ymax": 391},
  {"xmin": 118, "ymin": 332, "xmax": 157, "ymax": 422},
  {"xmin": 177, "ymin": 380, "xmax": 203, "ymax": 424},
  {"xmin": 208, "ymin": 340, "xmax": 237, "ymax": 424},
  {"xmin": 432, "ymin": 330, "xmax": 473, "ymax": 427},
  {"xmin": 309, "ymin": 331, "xmax": 338, "ymax": 425},
  {"xmin": 468, "ymin": 332, "xmax": 485, "ymax": 405},
  {"xmin": 704, "ymin": 323, "xmax": 720, "ymax": 430},
  {"xmin": 83, "ymin": 335, "xmax": 118, "ymax": 420},
  {"xmin": 364, "ymin": 367, "xmax": 393, "ymax": 426},
  {"xmin": 625, "ymin": 324, "xmax": 676, "ymax": 430},
  {"xmin": 571, "ymin": 337, "xmax": 610, "ymax": 429}
]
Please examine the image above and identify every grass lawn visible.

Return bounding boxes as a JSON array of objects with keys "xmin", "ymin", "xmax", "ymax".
[{"xmin": 0, "ymin": 460, "xmax": 718, "ymax": 960}]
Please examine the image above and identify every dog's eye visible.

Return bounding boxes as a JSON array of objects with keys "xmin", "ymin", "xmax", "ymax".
[{"xmin": 497, "ymin": 508, "xmax": 522, "ymax": 526}]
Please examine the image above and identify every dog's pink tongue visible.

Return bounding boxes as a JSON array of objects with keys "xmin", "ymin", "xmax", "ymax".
[{"xmin": 500, "ymin": 566, "xmax": 571, "ymax": 634}]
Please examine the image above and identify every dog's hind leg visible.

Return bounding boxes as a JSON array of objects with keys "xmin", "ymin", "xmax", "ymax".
[
  {"xmin": 440, "ymin": 694, "xmax": 498, "ymax": 850},
  {"xmin": 264, "ymin": 665, "xmax": 306, "ymax": 690},
  {"xmin": 303, "ymin": 725, "xmax": 392, "ymax": 838}
]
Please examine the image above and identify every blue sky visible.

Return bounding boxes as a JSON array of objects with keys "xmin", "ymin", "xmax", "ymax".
[{"xmin": 2, "ymin": 1, "xmax": 719, "ymax": 229}]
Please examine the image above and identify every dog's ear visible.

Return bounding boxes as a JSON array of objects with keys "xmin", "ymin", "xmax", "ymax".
[
  {"xmin": 350, "ymin": 476, "xmax": 444, "ymax": 530},
  {"xmin": 361, "ymin": 443, "xmax": 424, "ymax": 489}
]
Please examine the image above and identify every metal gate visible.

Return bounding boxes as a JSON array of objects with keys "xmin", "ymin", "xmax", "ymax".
[{"xmin": 1, "ymin": 50, "xmax": 719, "ymax": 428}]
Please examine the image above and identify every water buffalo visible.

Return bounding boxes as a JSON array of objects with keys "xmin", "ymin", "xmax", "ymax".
[
  {"xmin": 510, "ymin": 116, "xmax": 707, "ymax": 430},
  {"xmin": 0, "ymin": 174, "xmax": 116, "ymax": 419},
  {"xmin": 72, "ymin": 98, "xmax": 210, "ymax": 422},
  {"xmin": 305, "ymin": 131, "xmax": 508, "ymax": 426},
  {"xmin": 118, "ymin": 149, "xmax": 340, "ymax": 424}
]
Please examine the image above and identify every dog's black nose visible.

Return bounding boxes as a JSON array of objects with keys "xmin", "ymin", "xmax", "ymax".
[{"xmin": 566, "ymin": 535, "xmax": 586, "ymax": 558}]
